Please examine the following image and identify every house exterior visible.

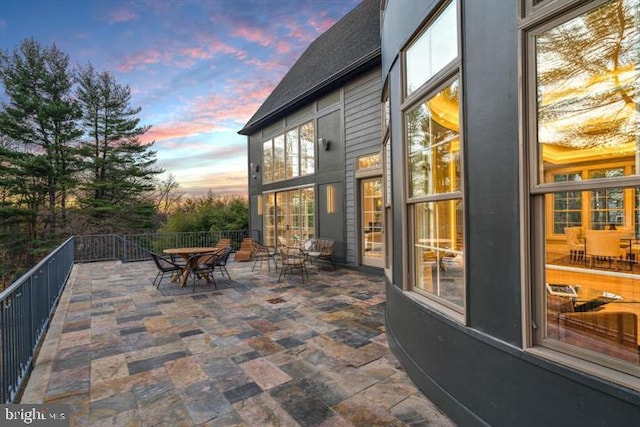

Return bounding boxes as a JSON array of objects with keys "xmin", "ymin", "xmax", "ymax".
[
  {"xmin": 381, "ymin": 0, "xmax": 640, "ymax": 425},
  {"xmin": 241, "ymin": 0, "xmax": 640, "ymax": 424},
  {"xmin": 238, "ymin": 0, "xmax": 384, "ymax": 269}
]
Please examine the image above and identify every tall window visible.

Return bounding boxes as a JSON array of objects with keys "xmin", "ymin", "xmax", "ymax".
[
  {"xmin": 262, "ymin": 121, "xmax": 315, "ymax": 183},
  {"xmin": 405, "ymin": 0, "xmax": 457, "ymax": 97},
  {"xmin": 529, "ymin": 0, "xmax": 640, "ymax": 380},
  {"xmin": 404, "ymin": 0, "xmax": 464, "ymax": 313}
]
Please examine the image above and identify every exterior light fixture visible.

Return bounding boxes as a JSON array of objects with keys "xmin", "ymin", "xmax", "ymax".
[
  {"xmin": 326, "ymin": 184, "xmax": 335, "ymax": 213},
  {"xmin": 319, "ymin": 138, "xmax": 330, "ymax": 151},
  {"xmin": 250, "ymin": 162, "xmax": 259, "ymax": 179}
]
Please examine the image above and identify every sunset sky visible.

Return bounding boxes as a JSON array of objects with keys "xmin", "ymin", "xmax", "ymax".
[{"xmin": 0, "ymin": 0, "xmax": 361, "ymax": 197}]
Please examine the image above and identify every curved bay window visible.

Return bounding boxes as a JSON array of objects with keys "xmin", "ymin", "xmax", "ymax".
[{"xmin": 529, "ymin": 0, "xmax": 640, "ymax": 380}]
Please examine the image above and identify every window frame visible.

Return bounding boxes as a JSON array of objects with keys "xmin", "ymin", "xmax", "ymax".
[
  {"xmin": 262, "ymin": 120, "xmax": 315, "ymax": 184},
  {"xmin": 523, "ymin": 0, "xmax": 640, "ymax": 387},
  {"xmin": 401, "ymin": 0, "xmax": 465, "ymax": 320}
]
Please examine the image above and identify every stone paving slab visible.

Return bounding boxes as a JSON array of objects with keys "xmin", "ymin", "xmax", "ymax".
[{"xmin": 20, "ymin": 257, "xmax": 455, "ymax": 426}]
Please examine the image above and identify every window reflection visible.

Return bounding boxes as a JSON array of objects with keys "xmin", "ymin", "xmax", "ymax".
[
  {"xmin": 407, "ymin": 79, "xmax": 460, "ymax": 198},
  {"xmin": 537, "ymin": 0, "xmax": 639, "ymax": 181},
  {"xmin": 414, "ymin": 200, "xmax": 464, "ymax": 308},
  {"xmin": 262, "ymin": 121, "xmax": 315, "ymax": 184},
  {"xmin": 537, "ymin": 0, "xmax": 640, "ymax": 371}
]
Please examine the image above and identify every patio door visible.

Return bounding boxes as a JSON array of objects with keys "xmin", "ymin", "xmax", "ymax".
[
  {"xmin": 273, "ymin": 187, "xmax": 315, "ymax": 249},
  {"xmin": 361, "ymin": 177, "xmax": 384, "ymax": 267}
]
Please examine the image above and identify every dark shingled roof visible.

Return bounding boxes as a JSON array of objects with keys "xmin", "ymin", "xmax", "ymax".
[{"xmin": 238, "ymin": 0, "xmax": 381, "ymax": 135}]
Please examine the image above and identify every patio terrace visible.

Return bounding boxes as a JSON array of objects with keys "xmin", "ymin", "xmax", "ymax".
[{"xmin": 19, "ymin": 255, "xmax": 454, "ymax": 426}]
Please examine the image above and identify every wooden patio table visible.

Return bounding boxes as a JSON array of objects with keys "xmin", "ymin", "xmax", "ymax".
[{"xmin": 163, "ymin": 247, "xmax": 220, "ymax": 287}]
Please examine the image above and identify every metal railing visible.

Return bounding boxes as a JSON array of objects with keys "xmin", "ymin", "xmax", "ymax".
[
  {"xmin": 1, "ymin": 229, "xmax": 260, "ymax": 403},
  {"xmin": 74, "ymin": 230, "xmax": 259, "ymax": 263},
  {"xmin": 1, "ymin": 237, "xmax": 74, "ymax": 403}
]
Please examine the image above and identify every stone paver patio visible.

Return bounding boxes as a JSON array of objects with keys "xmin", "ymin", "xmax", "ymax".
[{"xmin": 20, "ymin": 255, "xmax": 455, "ymax": 426}]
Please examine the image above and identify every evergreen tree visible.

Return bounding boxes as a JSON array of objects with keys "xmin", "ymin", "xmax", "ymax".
[
  {"xmin": 0, "ymin": 38, "xmax": 82, "ymax": 240},
  {"xmin": 76, "ymin": 64, "xmax": 163, "ymax": 231}
]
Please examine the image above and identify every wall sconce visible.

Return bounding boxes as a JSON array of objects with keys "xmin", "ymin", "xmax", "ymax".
[
  {"xmin": 257, "ymin": 194, "xmax": 263, "ymax": 215},
  {"xmin": 326, "ymin": 184, "xmax": 335, "ymax": 214},
  {"xmin": 250, "ymin": 162, "xmax": 259, "ymax": 179},
  {"xmin": 319, "ymin": 138, "xmax": 330, "ymax": 151}
]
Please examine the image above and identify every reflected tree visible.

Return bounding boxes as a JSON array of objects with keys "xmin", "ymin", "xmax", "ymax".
[{"xmin": 536, "ymin": 0, "xmax": 639, "ymax": 148}]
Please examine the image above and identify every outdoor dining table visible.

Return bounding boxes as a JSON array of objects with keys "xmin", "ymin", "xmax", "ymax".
[{"xmin": 163, "ymin": 247, "xmax": 220, "ymax": 287}]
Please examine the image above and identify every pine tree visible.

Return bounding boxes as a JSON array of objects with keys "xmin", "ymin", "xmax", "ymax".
[
  {"xmin": 75, "ymin": 64, "xmax": 163, "ymax": 232},
  {"xmin": 0, "ymin": 38, "xmax": 82, "ymax": 240}
]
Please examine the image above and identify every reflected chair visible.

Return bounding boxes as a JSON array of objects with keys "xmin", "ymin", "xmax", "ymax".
[
  {"xmin": 252, "ymin": 241, "xmax": 277, "ymax": 272},
  {"xmin": 564, "ymin": 227, "xmax": 584, "ymax": 263},
  {"xmin": 584, "ymin": 230, "xmax": 625, "ymax": 270},
  {"xmin": 278, "ymin": 247, "xmax": 308, "ymax": 283},
  {"xmin": 151, "ymin": 253, "xmax": 183, "ymax": 288}
]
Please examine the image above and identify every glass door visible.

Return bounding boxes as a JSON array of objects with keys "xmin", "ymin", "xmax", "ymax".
[{"xmin": 361, "ymin": 177, "xmax": 384, "ymax": 267}]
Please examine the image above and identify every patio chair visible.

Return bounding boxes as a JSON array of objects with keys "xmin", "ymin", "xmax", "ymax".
[
  {"xmin": 278, "ymin": 247, "xmax": 309, "ymax": 283},
  {"xmin": 215, "ymin": 238, "xmax": 232, "ymax": 249},
  {"xmin": 234, "ymin": 237, "xmax": 253, "ymax": 262},
  {"xmin": 187, "ymin": 251, "xmax": 221, "ymax": 291},
  {"xmin": 306, "ymin": 238, "xmax": 336, "ymax": 269},
  {"xmin": 151, "ymin": 253, "xmax": 183, "ymax": 288},
  {"xmin": 252, "ymin": 241, "xmax": 277, "ymax": 272},
  {"xmin": 169, "ymin": 252, "xmax": 187, "ymax": 268},
  {"xmin": 213, "ymin": 246, "xmax": 233, "ymax": 279}
]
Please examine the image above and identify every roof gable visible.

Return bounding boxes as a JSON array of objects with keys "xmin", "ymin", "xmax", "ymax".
[{"xmin": 239, "ymin": 0, "xmax": 381, "ymax": 135}]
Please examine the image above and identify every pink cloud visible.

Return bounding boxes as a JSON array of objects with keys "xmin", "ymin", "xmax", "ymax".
[
  {"xmin": 182, "ymin": 171, "xmax": 249, "ymax": 197},
  {"xmin": 141, "ymin": 121, "xmax": 228, "ymax": 145},
  {"xmin": 230, "ymin": 26, "xmax": 273, "ymax": 47},
  {"xmin": 181, "ymin": 47, "xmax": 213, "ymax": 60},
  {"xmin": 107, "ymin": 8, "xmax": 139, "ymax": 24},
  {"xmin": 187, "ymin": 80, "xmax": 274, "ymax": 126},
  {"xmin": 117, "ymin": 49, "xmax": 167, "ymax": 71}
]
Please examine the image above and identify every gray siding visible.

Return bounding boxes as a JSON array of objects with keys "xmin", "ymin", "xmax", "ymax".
[{"xmin": 344, "ymin": 68, "xmax": 382, "ymax": 265}]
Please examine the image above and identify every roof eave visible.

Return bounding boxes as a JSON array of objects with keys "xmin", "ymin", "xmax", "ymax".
[{"xmin": 238, "ymin": 48, "xmax": 381, "ymax": 136}]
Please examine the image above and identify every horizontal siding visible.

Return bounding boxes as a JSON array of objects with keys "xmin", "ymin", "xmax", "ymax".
[{"xmin": 344, "ymin": 68, "xmax": 382, "ymax": 265}]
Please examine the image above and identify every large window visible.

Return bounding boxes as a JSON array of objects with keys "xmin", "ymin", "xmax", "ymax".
[
  {"xmin": 529, "ymin": 0, "xmax": 640, "ymax": 380},
  {"xmin": 262, "ymin": 121, "xmax": 315, "ymax": 183},
  {"xmin": 262, "ymin": 187, "xmax": 315, "ymax": 249},
  {"xmin": 404, "ymin": 0, "xmax": 464, "ymax": 313}
]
